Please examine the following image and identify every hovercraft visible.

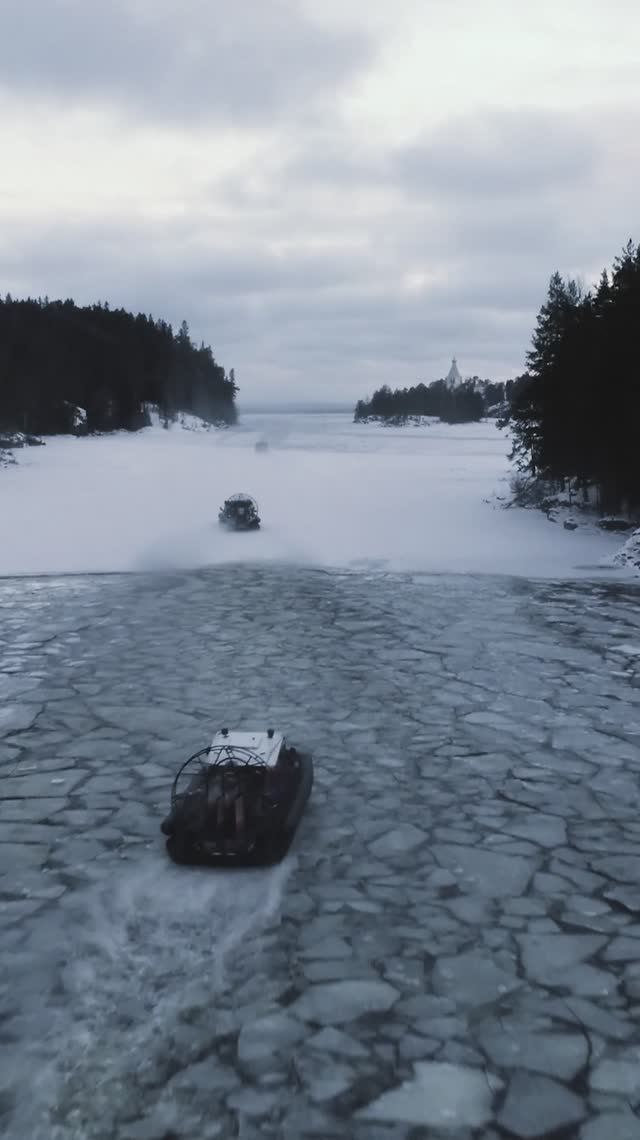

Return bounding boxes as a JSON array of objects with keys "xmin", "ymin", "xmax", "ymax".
[
  {"xmin": 161, "ymin": 729, "xmax": 313, "ymax": 866},
  {"xmin": 218, "ymin": 493, "xmax": 260, "ymax": 530}
]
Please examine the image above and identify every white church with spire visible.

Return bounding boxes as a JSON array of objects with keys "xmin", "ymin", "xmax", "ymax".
[{"xmin": 444, "ymin": 357, "xmax": 463, "ymax": 389}]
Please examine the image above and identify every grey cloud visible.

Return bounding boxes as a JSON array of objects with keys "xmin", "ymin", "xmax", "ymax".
[
  {"xmin": 251, "ymin": 287, "xmax": 533, "ymax": 356},
  {"xmin": 394, "ymin": 109, "xmax": 598, "ymax": 198},
  {"xmin": 270, "ymin": 108, "xmax": 600, "ymax": 202},
  {"xmin": 2, "ymin": 98, "xmax": 637, "ymax": 402},
  {"xmin": 0, "ymin": 215, "xmax": 371, "ymax": 300},
  {"xmin": 0, "ymin": 212, "xmax": 532, "ymax": 396},
  {"xmin": 0, "ymin": 0, "xmax": 371, "ymax": 125},
  {"xmin": 280, "ymin": 140, "xmax": 388, "ymax": 188}
]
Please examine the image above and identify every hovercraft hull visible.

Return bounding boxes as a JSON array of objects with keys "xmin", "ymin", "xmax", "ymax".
[
  {"xmin": 218, "ymin": 518, "xmax": 261, "ymax": 531},
  {"xmin": 164, "ymin": 749, "xmax": 312, "ymax": 868}
]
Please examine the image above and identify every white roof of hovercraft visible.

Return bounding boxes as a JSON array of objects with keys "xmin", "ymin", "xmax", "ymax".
[{"xmin": 209, "ymin": 729, "xmax": 285, "ymax": 768}]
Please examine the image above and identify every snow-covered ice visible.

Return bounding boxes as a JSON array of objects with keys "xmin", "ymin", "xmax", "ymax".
[
  {"xmin": 237, "ymin": 1012, "xmax": 305, "ymax": 1069},
  {"xmin": 590, "ymin": 1058, "xmax": 640, "ymax": 1096},
  {"xmin": 0, "ymin": 411, "xmax": 628, "ymax": 578},
  {"xmin": 517, "ymin": 932, "xmax": 609, "ymax": 981},
  {"xmin": 433, "ymin": 842, "xmax": 534, "ymax": 897},
  {"xmin": 432, "ymin": 950, "xmax": 520, "ymax": 1006},
  {"xmin": 292, "ymin": 979, "xmax": 399, "ymax": 1024},
  {"xmin": 498, "ymin": 1072, "xmax": 586, "ymax": 1137},
  {"xmin": 357, "ymin": 1060, "xmax": 495, "ymax": 1128}
]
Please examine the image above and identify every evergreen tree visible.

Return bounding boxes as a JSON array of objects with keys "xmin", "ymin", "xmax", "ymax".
[{"xmin": 507, "ymin": 273, "xmax": 582, "ymax": 476}]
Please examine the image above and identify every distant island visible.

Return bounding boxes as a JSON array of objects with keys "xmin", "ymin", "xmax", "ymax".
[
  {"xmin": 354, "ymin": 360, "xmax": 509, "ymax": 424},
  {"xmin": 0, "ymin": 294, "xmax": 237, "ymax": 436}
]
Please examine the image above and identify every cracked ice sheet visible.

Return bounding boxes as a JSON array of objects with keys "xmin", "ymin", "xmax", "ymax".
[{"xmin": 2, "ymin": 565, "xmax": 640, "ymax": 1139}]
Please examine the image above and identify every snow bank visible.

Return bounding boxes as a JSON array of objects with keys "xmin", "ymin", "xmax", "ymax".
[
  {"xmin": 0, "ymin": 413, "xmax": 630, "ymax": 579},
  {"xmin": 611, "ymin": 528, "xmax": 640, "ymax": 572},
  {"xmin": 144, "ymin": 406, "xmax": 231, "ymax": 432},
  {"xmin": 355, "ymin": 415, "xmax": 439, "ymax": 428}
]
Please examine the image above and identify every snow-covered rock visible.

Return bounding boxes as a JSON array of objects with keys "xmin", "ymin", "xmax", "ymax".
[
  {"xmin": 0, "ymin": 431, "xmax": 45, "ymax": 448},
  {"xmin": 63, "ymin": 402, "xmax": 87, "ymax": 432},
  {"xmin": 597, "ymin": 516, "xmax": 635, "ymax": 532}
]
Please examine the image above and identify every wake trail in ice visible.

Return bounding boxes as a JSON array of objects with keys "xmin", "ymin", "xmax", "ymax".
[{"xmin": 4, "ymin": 855, "xmax": 292, "ymax": 1140}]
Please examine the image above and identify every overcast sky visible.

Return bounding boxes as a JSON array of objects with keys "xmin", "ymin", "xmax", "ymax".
[{"xmin": 1, "ymin": 0, "xmax": 638, "ymax": 405}]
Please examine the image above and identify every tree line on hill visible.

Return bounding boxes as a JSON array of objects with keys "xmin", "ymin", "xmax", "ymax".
[
  {"xmin": 0, "ymin": 295, "xmax": 237, "ymax": 435},
  {"xmin": 354, "ymin": 378, "xmax": 508, "ymax": 424},
  {"xmin": 354, "ymin": 237, "xmax": 639, "ymax": 516},
  {"xmin": 504, "ymin": 239, "xmax": 640, "ymax": 514}
]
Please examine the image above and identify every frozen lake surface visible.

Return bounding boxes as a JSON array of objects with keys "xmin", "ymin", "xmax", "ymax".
[
  {"xmin": 1, "ymin": 414, "xmax": 639, "ymax": 1137},
  {"xmin": 0, "ymin": 412, "xmax": 627, "ymax": 578},
  {"xmin": 1, "ymin": 564, "xmax": 640, "ymax": 1139}
]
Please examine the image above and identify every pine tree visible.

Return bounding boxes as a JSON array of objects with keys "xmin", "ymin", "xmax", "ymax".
[{"xmin": 509, "ymin": 272, "xmax": 582, "ymax": 478}]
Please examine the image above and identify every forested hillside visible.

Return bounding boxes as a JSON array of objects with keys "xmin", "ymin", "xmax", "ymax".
[
  {"xmin": 504, "ymin": 239, "xmax": 640, "ymax": 513},
  {"xmin": 0, "ymin": 296, "xmax": 237, "ymax": 434}
]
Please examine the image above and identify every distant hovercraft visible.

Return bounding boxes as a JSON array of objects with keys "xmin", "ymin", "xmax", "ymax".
[{"xmin": 218, "ymin": 493, "xmax": 261, "ymax": 530}]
